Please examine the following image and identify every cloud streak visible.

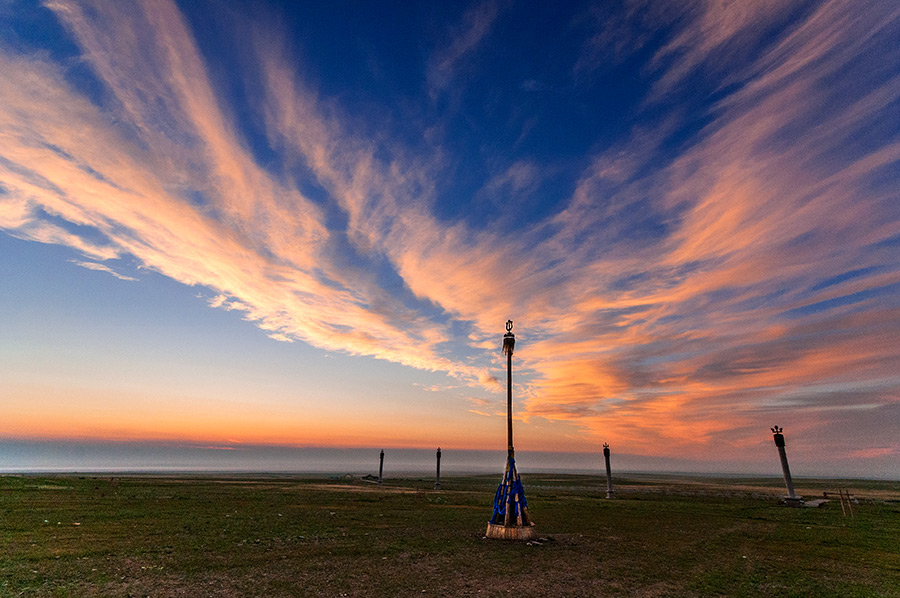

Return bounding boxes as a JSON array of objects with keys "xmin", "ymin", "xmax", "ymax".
[
  {"xmin": 427, "ymin": 0, "xmax": 505, "ymax": 99},
  {"xmin": 70, "ymin": 260, "xmax": 137, "ymax": 281}
]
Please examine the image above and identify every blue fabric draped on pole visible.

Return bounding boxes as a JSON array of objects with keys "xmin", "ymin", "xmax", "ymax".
[{"xmin": 489, "ymin": 456, "xmax": 530, "ymax": 525}]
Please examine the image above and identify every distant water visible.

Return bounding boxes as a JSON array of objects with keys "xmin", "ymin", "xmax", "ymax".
[
  {"xmin": 0, "ymin": 441, "xmax": 600, "ymax": 475},
  {"xmin": 1, "ymin": 440, "xmax": 896, "ymax": 479}
]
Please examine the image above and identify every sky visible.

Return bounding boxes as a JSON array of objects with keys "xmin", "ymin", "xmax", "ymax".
[{"xmin": 1, "ymin": 0, "xmax": 899, "ymax": 477}]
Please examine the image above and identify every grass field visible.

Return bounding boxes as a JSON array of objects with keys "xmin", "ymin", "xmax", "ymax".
[{"xmin": 1, "ymin": 473, "xmax": 898, "ymax": 597}]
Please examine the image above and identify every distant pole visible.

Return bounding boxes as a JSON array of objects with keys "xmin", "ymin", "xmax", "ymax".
[
  {"xmin": 771, "ymin": 426, "xmax": 802, "ymax": 506},
  {"xmin": 603, "ymin": 443, "xmax": 615, "ymax": 499},
  {"xmin": 434, "ymin": 447, "xmax": 442, "ymax": 490},
  {"xmin": 378, "ymin": 449, "xmax": 384, "ymax": 484}
]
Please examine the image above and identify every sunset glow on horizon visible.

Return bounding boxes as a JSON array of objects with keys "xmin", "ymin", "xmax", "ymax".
[{"xmin": 2, "ymin": 0, "xmax": 899, "ymax": 477}]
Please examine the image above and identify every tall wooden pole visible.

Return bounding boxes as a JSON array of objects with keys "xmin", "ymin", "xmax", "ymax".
[
  {"xmin": 507, "ymin": 343, "xmax": 514, "ymax": 459},
  {"xmin": 502, "ymin": 320, "xmax": 516, "ymax": 526},
  {"xmin": 486, "ymin": 320, "xmax": 534, "ymax": 540},
  {"xmin": 504, "ymin": 319, "xmax": 515, "ymax": 460}
]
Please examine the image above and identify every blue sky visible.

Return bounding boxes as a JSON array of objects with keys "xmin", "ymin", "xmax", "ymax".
[{"xmin": 1, "ymin": 0, "xmax": 899, "ymax": 476}]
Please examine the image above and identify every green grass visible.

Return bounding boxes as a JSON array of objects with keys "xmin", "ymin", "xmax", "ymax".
[{"xmin": 1, "ymin": 474, "xmax": 898, "ymax": 597}]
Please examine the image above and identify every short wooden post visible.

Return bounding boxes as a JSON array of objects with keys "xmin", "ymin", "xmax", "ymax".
[
  {"xmin": 771, "ymin": 426, "xmax": 802, "ymax": 506},
  {"xmin": 603, "ymin": 443, "xmax": 615, "ymax": 499},
  {"xmin": 839, "ymin": 488, "xmax": 855, "ymax": 518},
  {"xmin": 378, "ymin": 449, "xmax": 384, "ymax": 484},
  {"xmin": 434, "ymin": 447, "xmax": 442, "ymax": 490}
]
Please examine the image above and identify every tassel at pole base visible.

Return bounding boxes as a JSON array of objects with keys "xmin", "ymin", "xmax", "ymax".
[{"xmin": 485, "ymin": 523, "xmax": 536, "ymax": 541}]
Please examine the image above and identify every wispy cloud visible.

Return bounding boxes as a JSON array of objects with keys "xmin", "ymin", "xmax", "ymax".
[
  {"xmin": 505, "ymin": 0, "xmax": 900, "ymax": 452},
  {"xmin": 0, "ymin": 0, "xmax": 479, "ymax": 380},
  {"xmin": 427, "ymin": 0, "xmax": 504, "ymax": 99},
  {"xmin": 647, "ymin": 0, "xmax": 795, "ymax": 100},
  {"xmin": 70, "ymin": 260, "xmax": 137, "ymax": 281},
  {"xmin": 848, "ymin": 445, "xmax": 900, "ymax": 459}
]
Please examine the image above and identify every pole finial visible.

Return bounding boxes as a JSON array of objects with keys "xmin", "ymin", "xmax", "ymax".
[{"xmin": 502, "ymin": 320, "xmax": 516, "ymax": 355}]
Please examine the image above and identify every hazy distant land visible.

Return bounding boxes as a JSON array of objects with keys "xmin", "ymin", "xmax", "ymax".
[{"xmin": 3, "ymin": 441, "xmax": 898, "ymax": 480}]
